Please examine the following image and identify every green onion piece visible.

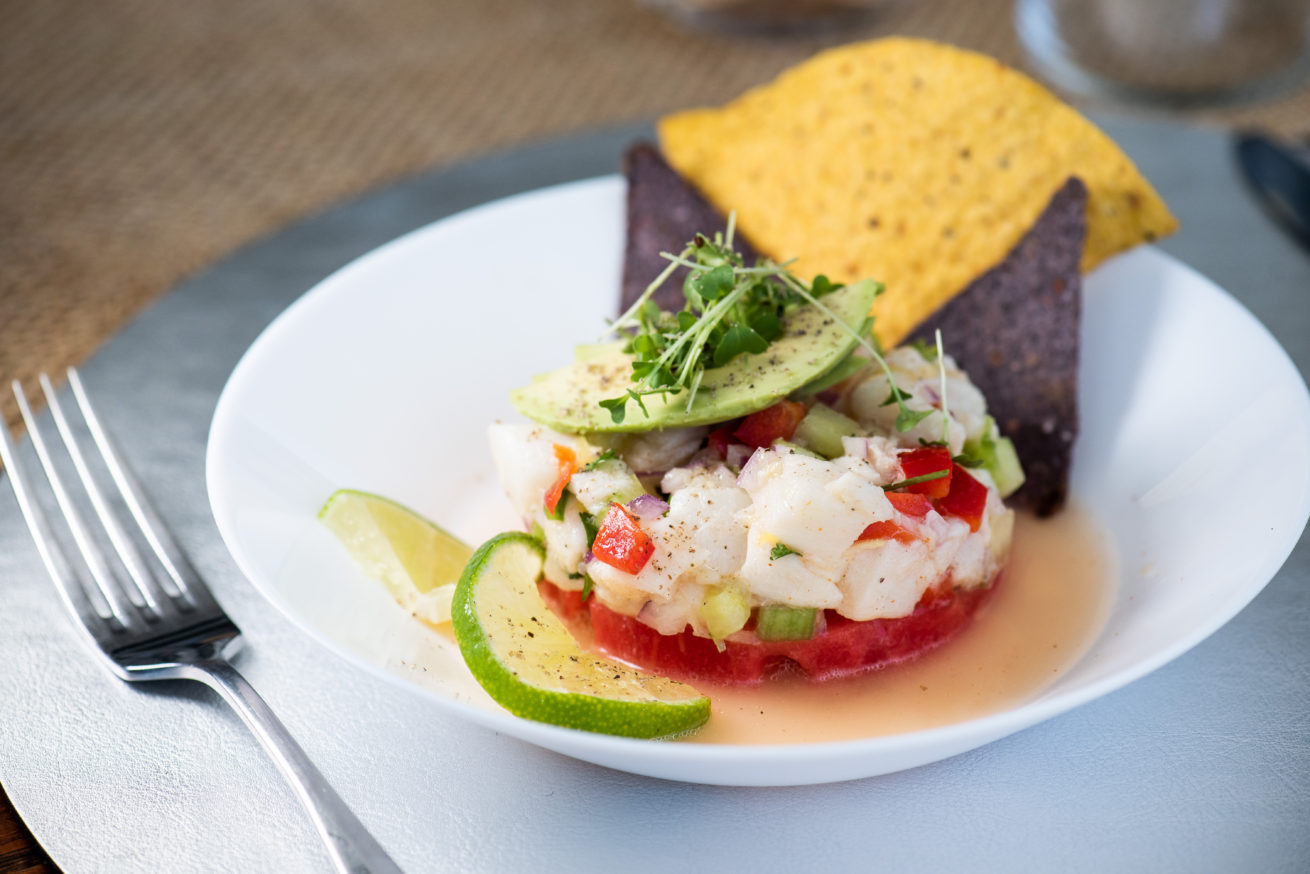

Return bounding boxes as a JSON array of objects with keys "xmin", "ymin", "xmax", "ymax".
[{"xmin": 755, "ymin": 605, "xmax": 818, "ymax": 641}]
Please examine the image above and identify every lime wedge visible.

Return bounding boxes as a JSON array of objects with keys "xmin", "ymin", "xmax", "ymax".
[
  {"xmin": 452, "ymin": 532, "xmax": 710, "ymax": 738},
  {"xmin": 319, "ymin": 489, "xmax": 473, "ymax": 626}
]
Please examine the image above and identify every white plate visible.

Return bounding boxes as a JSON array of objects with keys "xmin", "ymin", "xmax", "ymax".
[{"xmin": 206, "ymin": 176, "xmax": 1310, "ymax": 786}]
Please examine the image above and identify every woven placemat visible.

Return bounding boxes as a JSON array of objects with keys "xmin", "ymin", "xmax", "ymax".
[{"xmin": 3, "ymin": 0, "xmax": 1309, "ymax": 434}]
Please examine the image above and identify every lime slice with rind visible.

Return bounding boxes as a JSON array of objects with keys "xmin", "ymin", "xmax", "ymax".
[
  {"xmin": 452, "ymin": 531, "xmax": 710, "ymax": 738},
  {"xmin": 319, "ymin": 489, "xmax": 473, "ymax": 626}
]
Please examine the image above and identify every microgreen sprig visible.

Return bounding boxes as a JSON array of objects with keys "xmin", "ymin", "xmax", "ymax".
[
  {"xmin": 908, "ymin": 338, "xmax": 938, "ymax": 361},
  {"xmin": 601, "ymin": 218, "xmax": 934, "ymax": 434},
  {"xmin": 935, "ymin": 328, "xmax": 950, "ymax": 447},
  {"xmin": 880, "ymin": 329, "xmax": 954, "ymax": 440},
  {"xmin": 883, "ymin": 470, "xmax": 949, "ymax": 492},
  {"xmin": 600, "ymin": 219, "xmax": 843, "ymax": 423}
]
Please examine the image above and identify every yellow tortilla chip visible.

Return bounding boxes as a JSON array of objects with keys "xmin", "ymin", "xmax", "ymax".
[{"xmin": 658, "ymin": 38, "xmax": 1178, "ymax": 346}]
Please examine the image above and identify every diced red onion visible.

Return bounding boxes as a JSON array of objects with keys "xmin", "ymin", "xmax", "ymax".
[
  {"xmin": 921, "ymin": 383, "xmax": 941, "ymax": 406},
  {"xmin": 816, "ymin": 389, "xmax": 842, "ymax": 407},
  {"xmin": 627, "ymin": 493, "xmax": 669, "ymax": 520},
  {"xmin": 725, "ymin": 443, "xmax": 753, "ymax": 469},
  {"xmin": 682, "ymin": 453, "xmax": 712, "ymax": 470},
  {"xmin": 736, "ymin": 447, "xmax": 770, "ymax": 489},
  {"xmin": 583, "ymin": 550, "xmax": 594, "ymax": 564}
]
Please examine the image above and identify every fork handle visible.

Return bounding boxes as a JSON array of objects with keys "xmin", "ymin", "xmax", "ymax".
[{"xmin": 179, "ymin": 659, "xmax": 405, "ymax": 874}]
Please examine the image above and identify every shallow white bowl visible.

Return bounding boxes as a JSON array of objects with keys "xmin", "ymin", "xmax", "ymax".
[{"xmin": 206, "ymin": 177, "xmax": 1310, "ymax": 785}]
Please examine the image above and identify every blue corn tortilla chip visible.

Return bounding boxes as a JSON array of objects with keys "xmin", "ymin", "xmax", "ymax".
[
  {"xmin": 908, "ymin": 177, "xmax": 1086, "ymax": 516},
  {"xmin": 620, "ymin": 142, "xmax": 759, "ymax": 314}
]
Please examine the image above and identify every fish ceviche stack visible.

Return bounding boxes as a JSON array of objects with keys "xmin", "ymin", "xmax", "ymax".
[
  {"xmin": 493, "ymin": 227, "xmax": 1025, "ymax": 685},
  {"xmin": 321, "ymin": 39, "xmax": 1177, "ymax": 734}
]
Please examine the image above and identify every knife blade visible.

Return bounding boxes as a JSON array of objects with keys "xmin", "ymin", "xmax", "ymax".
[{"xmin": 1235, "ymin": 132, "xmax": 1310, "ymax": 253}]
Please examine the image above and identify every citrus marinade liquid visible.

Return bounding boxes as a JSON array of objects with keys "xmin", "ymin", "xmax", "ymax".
[{"xmin": 685, "ymin": 502, "xmax": 1114, "ymax": 745}]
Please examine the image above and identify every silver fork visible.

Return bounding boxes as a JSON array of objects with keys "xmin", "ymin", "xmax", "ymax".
[{"xmin": 0, "ymin": 370, "xmax": 403, "ymax": 874}]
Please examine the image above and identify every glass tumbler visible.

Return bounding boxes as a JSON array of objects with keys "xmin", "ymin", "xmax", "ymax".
[{"xmin": 1016, "ymin": 0, "xmax": 1310, "ymax": 106}]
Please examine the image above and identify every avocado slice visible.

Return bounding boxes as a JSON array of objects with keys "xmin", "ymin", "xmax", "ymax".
[{"xmin": 511, "ymin": 279, "xmax": 880, "ymax": 433}]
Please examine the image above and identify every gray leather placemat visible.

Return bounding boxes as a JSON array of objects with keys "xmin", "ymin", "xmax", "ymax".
[{"xmin": 1, "ymin": 119, "xmax": 1308, "ymax": 873}]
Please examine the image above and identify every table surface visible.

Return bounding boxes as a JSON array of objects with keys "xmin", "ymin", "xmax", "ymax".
[
  {"xmin": 5, "ymin": 2, "xmax": 1310, "ymax": 870},
  {"xmin": 0, "ymin": 115, "xmax": 1308, "ymax": 874}
]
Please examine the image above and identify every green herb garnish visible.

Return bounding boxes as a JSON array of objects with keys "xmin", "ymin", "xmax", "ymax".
[
  {"xmin": 894, "ymin": 406, "xmax": 934, "ymax": 432},
  {"xmin": 879, "ymin": 331, "xmax": 950, "ymax": 436},
  {"xmin": 602, "ymin": 216, "xmax": 849, "ymax": 423},
  {"xmin": 770, "ymin": 543, "xmax": 801, "ymax": 560},
  {"xmin": 881, "ymin": 387, "xmax": 934, "ymax": 431},
  {"xmin": 580, "ymin": 574, "xmax": 595, "ymax": 602},
  {"xmin": 908, "ymin": 338, "xmax": 939, "ymax": 361},
  {"xmin": 602, "ymin": 218, "xmax": 939, "ymax": 436},
  {"xmin": 580, "ymin": 511, "xmax": 599, "ymax": 548},
  {"xmin": 935, "ymin": 329, "xmax": 951, "ymax": 447},
  {"xmin": 880, "ymin": 386, "xmax": 914, "ymax": 406},
  {"xmin": 580, "ymin": 449, "xmax": 618, "ymax": 472},
  {"xmin": 883, "ymin": 470, "xmax": 949, "ymax": 492},
  {"xmin": 544, "ymin": 495, "xmax": 568, "ymax": 522}
]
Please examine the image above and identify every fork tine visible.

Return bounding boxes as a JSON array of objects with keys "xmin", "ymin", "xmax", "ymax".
[
  {"xmin": 0, "ymin": 391, "xmax": 111, "ymax": 631},
  {"xmin": 9, "ymin": 380, "xmax": 134, "ymax": 631},
  {"xmin": 40, "ymin": 373, "xmax": 166, "ymax": 618},
  {"xmin": 9, "ymin": 382, "xmax": 401, "ymax": 874},
  {"xmin": 68, "ymin": 369, "xmax": 206, "ymax": 608}
]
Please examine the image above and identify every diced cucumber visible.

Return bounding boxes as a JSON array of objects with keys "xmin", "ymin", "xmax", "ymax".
[
  {"xmin": 771, "ymin": 440, "xmax": 823, "ymax": 459},
  {"xmin": 987, "ymin": 435, "xmax": 1025, "ymax": 498},
  {"xmin": 568, "ymin": 458, "xmax": 646, "ymax": 515},
  {"xmin": 792, "ymin": 403, "xmax": 861, "ymax": 458},
  {"xmin": 755, "ymin": 605, "xmax": 818, "ymax": 641},
  {"xmin": 963, "ymin": 416, "xmax": 1025, "ymax": 499},
  {"xmin": 961, "ymin": 423, "xmax": 988, "ymax": 464},
  {"xmin": 701, "ymin": 587, "xmax": 751, "ymax": 650}
]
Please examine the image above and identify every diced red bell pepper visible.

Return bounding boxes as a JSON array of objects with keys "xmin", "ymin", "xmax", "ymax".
[
  {"xmin": 897, "ymin": 446, "xmax": 953, "ymax": 498},
  {"xmin": 707, "ymin": 423, "xmax": 739, "ymax": 459},
  {"xmin": 733, "ymin": 400, "xmax": 807, "ymax": 448},
  {"xmin": 543, "ymin": 444, "xmax": 577, "ymax": 516},
  {"xmin": 935, "ymin": 463, "xmax": 988, "ymax": 532},
  {"xmin": 857, "ymin": 519, "xmax": 920, "ymax": 545},
  {"xmin": 886, "ymin": 491, "xmax": 933, "ymax": 518},
  {"xmin": 591, "ymin": 501, "xmax": 655, "ymax": 575}
]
